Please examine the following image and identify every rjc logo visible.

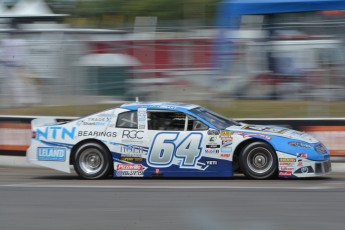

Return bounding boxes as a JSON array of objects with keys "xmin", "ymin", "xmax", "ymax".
[{"xmin": 122, "ymin": 130, "xmax": 144, "ymax": 139}]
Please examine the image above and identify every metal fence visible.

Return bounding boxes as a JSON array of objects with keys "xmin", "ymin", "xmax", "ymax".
[{"xmin": 1, "ymin": 15, "xmax": 345, "ymax": 109}]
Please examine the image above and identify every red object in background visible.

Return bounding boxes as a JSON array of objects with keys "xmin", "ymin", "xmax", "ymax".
[
  {"xmin": 319, "ymin": 10, "xmax": 345, "ymax": 16},
  {"xmin": 89, "ymin": 38, "xmax": 213, "ymax": 72}
]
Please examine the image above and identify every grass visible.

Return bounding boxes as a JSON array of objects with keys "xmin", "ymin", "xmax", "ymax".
[{"xmin": 1, "ymin": 99, "xmax": 345, "ymax": 118}]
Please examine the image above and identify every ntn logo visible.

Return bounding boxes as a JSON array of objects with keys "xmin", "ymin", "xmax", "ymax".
[{"xmin": 36, "ymin": 127, "xmax": 75, "ymax": 140}]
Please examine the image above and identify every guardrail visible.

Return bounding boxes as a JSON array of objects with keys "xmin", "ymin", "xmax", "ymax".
[{"xmin": 1, "ymin": 116, "xmax": 345, "ymax": 156}]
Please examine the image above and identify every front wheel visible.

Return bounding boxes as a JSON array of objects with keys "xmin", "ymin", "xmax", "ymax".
[
  {"xmin": 239, "ymin": 142, "xmax": 278, "ymax": 179},
  {"xmin": 74, "ymin": 142, "xmax": 112, "ymax": 179}
]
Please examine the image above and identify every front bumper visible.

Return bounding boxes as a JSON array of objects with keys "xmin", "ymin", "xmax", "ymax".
[{"xmin": 277, "ymin": 151, "xmax": 331, "ymax": 178}]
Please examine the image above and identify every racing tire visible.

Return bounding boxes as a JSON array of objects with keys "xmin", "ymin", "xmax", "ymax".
[
  {"xmin": 239, "ymin": 141, "xmax": 278, "ymax": 179},
  {"xmin": 74, "ymin": 142, "xmax": 113, "ymax": 179}
]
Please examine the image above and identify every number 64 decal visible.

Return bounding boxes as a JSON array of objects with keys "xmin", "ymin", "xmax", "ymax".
[{"xmin": 147, "ymin": 132, "xmax": 203, "ymax": 168}]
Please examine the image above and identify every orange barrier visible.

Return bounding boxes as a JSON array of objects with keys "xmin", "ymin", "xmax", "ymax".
[
  {"xmin": 0, "ymin": 123, "xmax": 31, "ymax": 153},
  {"xmin": 302, "ymin": 126, "xmax": 345, "ymax": 156}
]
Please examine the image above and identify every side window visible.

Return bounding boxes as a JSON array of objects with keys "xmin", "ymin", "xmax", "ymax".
[
  {"xmin": 148, "ymin": 111, "xmax": 186, "ymax": 131},
  {"xmin": 187, "ymin": 115, "xmax": 209, "ymax": 131},
  {"xmin": 116, "ymin": 111, "xmax": 138, "ymax": 129}
]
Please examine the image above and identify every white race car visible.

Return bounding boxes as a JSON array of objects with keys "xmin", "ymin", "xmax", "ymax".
[{"xmin": 27, "ymin": 102, "xmax": 331, "ymax": 179}]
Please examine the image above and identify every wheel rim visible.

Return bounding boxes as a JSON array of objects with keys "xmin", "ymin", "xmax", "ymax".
[
  {"xmin": 246, "ymin": 147, "xmax": 273, "ymax": 174},
  {"xmin": 79, "ymin": 148, "xmax": 104, "ymax": 175}
]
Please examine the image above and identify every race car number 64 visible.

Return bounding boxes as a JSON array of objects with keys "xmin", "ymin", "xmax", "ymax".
[{"xmin": 147, "ymin": 132, "xmax": 203, "ymax": 168}]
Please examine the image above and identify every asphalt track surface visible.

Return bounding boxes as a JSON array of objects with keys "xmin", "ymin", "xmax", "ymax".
[{"xmin": 1, "ymin": 167, "xmax": 345, "ymax": 230}]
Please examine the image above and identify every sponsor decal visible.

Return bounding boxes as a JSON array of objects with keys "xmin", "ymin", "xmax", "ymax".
[
  {"xmin": 297, "ymin": 159, "xmax": 303, "ymax": 167},
  {"xmin": 146, "ymin": 104, "xmax": 177, "ymax": 110},
  {"xmin": 121, "ymin": 153, "xmax": 143, "ymax": 158},
  {"xmin": 121, "ymin": 145, "xmax": 145, "ymax": 154},
  {"xmin": 208, "ymin": 136, "xmax": 218, "ymax": 143},
  {"xmin": 117, "ymin": 164, "xmax": 143, "ymax": 171},
  {"xmin": 120, "ymin": 157, "xmax": 143, "ymax": 162},
  {"xmin": 88, "ymin": 117, "xmax": 111, "ymax": 122},
  {"xmin": 116, "ymin": 170, "xmax": 143, "ymax": 177},
  {"xmin": 220, "ymin": 153, "xmax": 231, "ymax": 158},
  {"xmin": 243, "ymin": 133, "xmax": 272, "ymax": 140},
  {"xmin": 279, "ymin": 162, "xmax": 295, "ymax": 167},
  {"xmin": 37, "ymin": 147, "xmax": 66, "ymax": 161},
  {"xmin": 288, "ymin": 142, "xmax": 312, "ymax": 149},
  {"xmin": 78, "ymin": 131, "xmax": 117, "ymax": 138},
  {"xmin": 242, "ymin": 125, "xmax": 288, "ymax": 134},
  {"xmin": 205, "ymin": 149, "xmax": 219, "ymax": 154},
  {"xmin": 36, "ymin": 127, "xmax": 75, "ymax": 140},
  {"xmin": 206, "ymin": 160, "xmax": 218, "ymax": 165},
  {"xmin": 221, "ymin": 147, "xmax": 232, "ymax": 153},
  {"xmin": 222, "ymin": 140, "xmax": 232, "ymax": 147},
  {"xmin": 234, "ymin": 132, "xmax": 243, "ymax": 135},
  {"xmin": 279, "ymin": 167, "xmax": 294, "ymax": 171},
  {"xmin": 138, "ymin": 108, "xmax": 147, "ymax": 129},
  {"xmin": 279, "ymin": 158, "xmax": 296, "ymax": 162},
  {"xmin": 296, "ymin": 153, "xmax": 307, "ymax": 158},
  {"xmin": 221, "ymin": 137, "xmax": 233, "ymax": 141},
  {"xmin": 76, "ymin": 117, "xmax": 111, "ymax": 126},
  {"xmin": 207, "ymin": 130, "xmax": 220, "ymax": 135},
  {"xmin": 122, "ymin": 130, "xmax": 144, "ymax": 139},
  {"xmin": 220, "ymin": 131, "xmax": 232, "ymax": 137},
  {"xmin": 138, "ymin": 117, "xmax": 145, "ymax": 122},
  {"xmin": 206, "ymin": 144, "xmax": 220, "ymax": 148},
  {"xmin": 77, "ymin": 120, "xmax": 106, "ymax": 126},
  {"xmin": 279, "ymin": 171, "xmax": 292, "ymax": 176}
]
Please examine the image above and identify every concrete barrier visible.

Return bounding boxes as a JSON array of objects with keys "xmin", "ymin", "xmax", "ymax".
[{"xmin": 1, "ymin": 115, "xmax": 345, "ymax": 172}]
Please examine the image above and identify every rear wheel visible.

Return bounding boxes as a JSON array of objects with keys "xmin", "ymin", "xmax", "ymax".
[
  {"xmin": 239, "ymin": 142, "xmax": 277, "ymax": 179},
  {"xmin": 74, "ymin": 142, "xmax": 112, "ymax": 179}
]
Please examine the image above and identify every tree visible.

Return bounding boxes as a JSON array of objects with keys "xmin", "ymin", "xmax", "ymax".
[{"xmin": 47, "ymin": 0, "xmax": 221, "ymax": 28}]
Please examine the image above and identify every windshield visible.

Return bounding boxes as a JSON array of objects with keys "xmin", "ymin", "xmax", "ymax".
[{"xmin": 190, "ymin": 107, "xmax": 240, "ymax": 130}]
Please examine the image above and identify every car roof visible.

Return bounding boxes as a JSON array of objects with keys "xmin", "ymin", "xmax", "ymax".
[{"xmin": 120, "ymin": 102, "xmax": 199, "ymax": 111}]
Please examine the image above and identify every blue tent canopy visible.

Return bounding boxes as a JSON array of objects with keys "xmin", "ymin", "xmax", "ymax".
[
  {"xmin": 214, "ymin": 0, "xmax": 345, "ymax": 75},
  {"xmin": 217, "ymin": 0, "xmax": 345, "ymax": 28}
]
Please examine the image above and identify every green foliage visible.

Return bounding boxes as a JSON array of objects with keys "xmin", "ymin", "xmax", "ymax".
[{"xmin": 48, "ymin": 0, "xmax": 221, "ymax": 21}]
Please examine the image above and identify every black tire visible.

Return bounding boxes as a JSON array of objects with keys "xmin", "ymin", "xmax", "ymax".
[
  {"xmin": 74, "ymin": 142, "xmax": 113, "ymax": 179},
  {"xmin": 239, "ymin": 141, "xmax": 278, "ymax": 179}
]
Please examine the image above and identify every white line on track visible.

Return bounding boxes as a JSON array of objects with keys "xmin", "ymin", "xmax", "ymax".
[{"xmin": 0, "ymin": 184, "xmax": 335, "ymax": 190}]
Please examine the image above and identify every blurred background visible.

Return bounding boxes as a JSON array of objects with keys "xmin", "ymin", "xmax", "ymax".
[{"xmin": 1, "ymin": 0, "xmax": 345, "ymax": 118}]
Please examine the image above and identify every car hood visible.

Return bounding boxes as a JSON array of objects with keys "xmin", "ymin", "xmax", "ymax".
[{"xmin": 227, "ymin": 124, "xmax": 319, "ymax": 144}]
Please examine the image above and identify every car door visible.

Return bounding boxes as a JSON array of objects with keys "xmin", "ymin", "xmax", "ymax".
[
  {"xmin": 145, "ymin": 109, "xmax": 218, "ymax": 176},
  {"xmin": 115, "ymin": 109, "xmax": 149, "ymax": 164}
]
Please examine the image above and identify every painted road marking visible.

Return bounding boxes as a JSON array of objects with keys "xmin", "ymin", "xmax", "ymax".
[{"xmin": 0, "ymin": 184, "xmax": 336, "ymax": 190}]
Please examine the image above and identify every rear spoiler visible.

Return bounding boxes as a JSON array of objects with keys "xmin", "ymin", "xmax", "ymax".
[{"xmin": 31, "ymin": 117, "xmax": 58, "ymax": 129}]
